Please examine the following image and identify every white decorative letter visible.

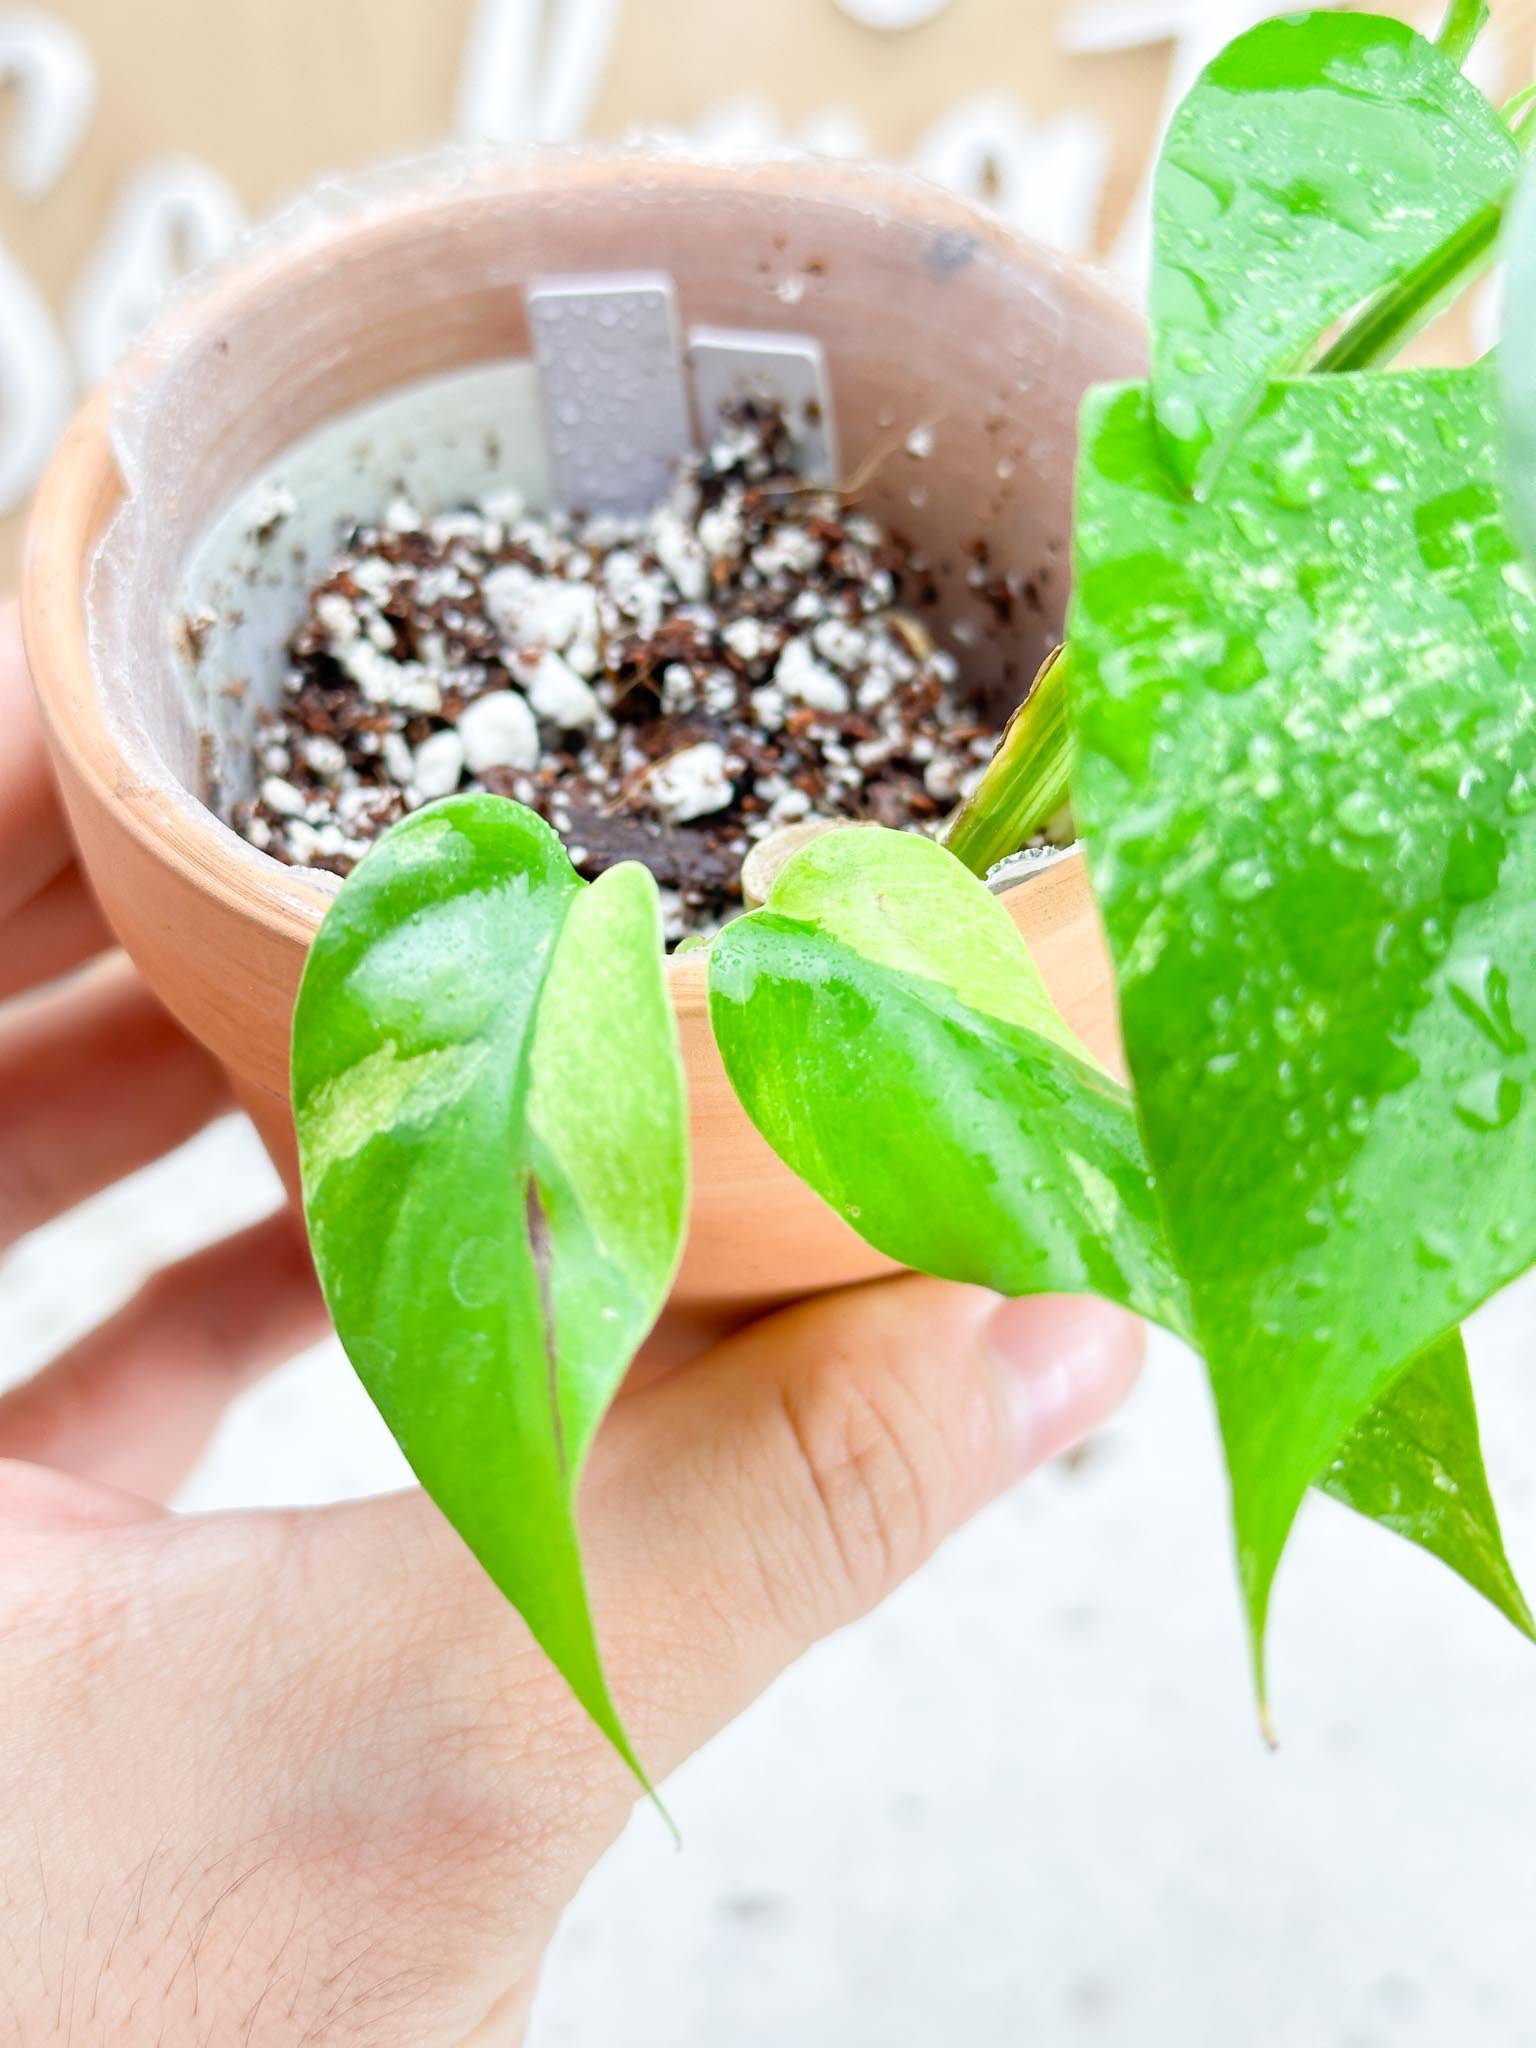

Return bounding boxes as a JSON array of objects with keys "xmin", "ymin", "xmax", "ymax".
[
  {"xmin": 833, "ymin": 0, "xmax": 952, "ymax": 26},
  {"xmin": 1060, "ymin": 0, "xmax": 1284, "ymax": 277},
  {"xmin": 0, "ymin": 8, "xmax": 94, "ymax": 197},
  {"xmin": 0, "ymin": 239, "xmax": 69, "ymax": 511},
  {"xmin": 913, "ymin": 96, "xmax": 1111, "ymax": 255},
  {"xmin": 691, "ymin": 97, "xmax": 870, "ymax": 161},
  {"xmin": 70, "ymin": 157, "xmax": 245, "ymax": 386},
  {"xmin": 455, "ymin": 0, "xmax": 619, "ymax": 146}
]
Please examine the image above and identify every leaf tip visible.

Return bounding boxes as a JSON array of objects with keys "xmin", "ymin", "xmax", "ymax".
[
  {"xmin": 1502, "ymin": 1580, "xmax": 1536, "ymax": 1646},
  {"xmin": 650, "ymin": 1786, "xmax": 683, "ymax": 1846}
]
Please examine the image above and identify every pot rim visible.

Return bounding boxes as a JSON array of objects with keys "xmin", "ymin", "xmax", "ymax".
[{"xmin": 22, "ymin": 148, "xmax": 1134, "ymax": 1018}]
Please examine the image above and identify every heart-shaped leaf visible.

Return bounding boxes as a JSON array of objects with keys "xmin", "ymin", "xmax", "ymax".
[
  {"xmin": 292, "ymin": 795, "xmax": 687, "ymax": 1781},
  {"xmin": 1069, "ymin": 366, "xmax": 1536, "ymax": 1675},
  {"xmin": 1151, "ymin": 9, "xmax": 1516, "ymax": 491},
  {"xmin": 708, "ymin": 827, "xmax": 1529, "ymax": 1662},
  {"xmin": 709, "ymin": 828, "xmax": 1186, "ymax": 1329}
]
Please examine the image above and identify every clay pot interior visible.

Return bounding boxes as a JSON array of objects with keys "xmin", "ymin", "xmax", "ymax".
[
  {"xmin": 27, "ymin": 151, "xmax": 1142, "ymax": 1305},
  {"xmin": 88, "ymin": 153, "xmax": 1143, "ymax": 866}
]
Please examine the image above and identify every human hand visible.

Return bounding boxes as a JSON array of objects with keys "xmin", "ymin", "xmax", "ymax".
[
  {"xmin": 0, "ymin": 601, "xmax": 328, "ymax": 1495},
  {"xmin": 0, "ymin": 603, "xmax": 1142, "ymax": 2045}
]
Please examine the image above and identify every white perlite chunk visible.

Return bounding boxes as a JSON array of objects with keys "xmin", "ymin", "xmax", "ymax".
[
  {"xmin": 602, "ymin": 547, "xmax": 668, "ymax": 636},
  {"xmin": 775, "ymin": 635, "xmax": 850, "ymax": 714},
  {"xmin": 723, "ymin": 615, "xmax": 772, "ymax": 663},
  {"xmin": 703, "ymin": 670, "xmax": 739, "ymax": 714},
  {"xmin": 649, "ymin": 504, "xmax": 709, "ymax": 601},
  {"xmin": 812, "ymin": 618, "xmax": 868, "ymax": 671},
  {"xmin": 350, "ymin": 556, "xmax": 396, "ymax": 604},
  {"xmin": 662, "ymin": 663, "xmax": 697, "ymax": 713},
  {"xmin": 648, "ymin": 741, "xmax": 735, "ymax": 822},
  {"xmin": 315, "ymin": 592, "xmax": 359, "ymax": 645},
  {"xmin": 524, "ymin": 650, "xmax": 602, "ymax": 730},
  {"xmin": 300, "ymin": 735, "xmax": 347, "ymax": 782},
  {"xmin": 260, "ymin": 776, "xmax": 308, "ymax": 819},
  {"xmin": 750, "ymin": 684, "xmax": 786, "ymax": 731},
  {"xmin": 392, "ymin": 669, "xmax": 444, "ymax": 716},
  {"xmin": 457, "ymin": 690, "xmax": 540, "ymax": 774},
  {"xmin": 768, "ymin": 785, "xmax": 811, "ymax": 824},
  {"xmin": 382, "ymin": 732, "xmax": 415, "ymax": 784},
  {"xmin": 412, "ymin": 729, "xmax": 466, "ymax": 801},
  {"xmin": 482, "ymin": 561, "xmax": 600, "ymax": 657},
  {"xmin": 698, "ymin": 497, "xmax": 745, "ymax": 562},
  {"xmin": 481, "ymin": 488, "xmax": 525, "ymax": 526},
  {"xmin": 752, "ymin": 526, "xmax": 822, "ymax": 578},
  {"xmin": 246, "ymin": 480, "xmax": 296, "ymax": 534},
  {"xmin": 923, "ymin": 756, "xmax": 963, "ymax": 802},
  {"xmin": 335, "ymin": 636, "xmax": 442, "ymax": 714}
]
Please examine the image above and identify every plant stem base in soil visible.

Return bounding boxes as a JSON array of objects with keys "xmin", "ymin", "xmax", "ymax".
[{"xmin": 943, "ymin": 645, "xmax": 1074, "ymax": 878}]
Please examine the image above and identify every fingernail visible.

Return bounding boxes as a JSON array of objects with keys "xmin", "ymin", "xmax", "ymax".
[{"xmin": 984, "ymin": 1294, "xmax": 1143, "ymax": 1477}]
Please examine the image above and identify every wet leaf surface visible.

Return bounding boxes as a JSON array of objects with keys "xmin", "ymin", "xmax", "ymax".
[
  {"xmin": 293, "ymin": 795, "xmax": 686, "ymax": 1782},
  {"xmin": 709, "ymin": 828, "xmax": 1187, "ymax": 1329},
  {"xmin": 1322, "ymin": 1330, "xmax": 1534, "ymax": 1641},
  {"xmin": 1070, "ymin": 365, "xmax": 1536, "ymax": 1674},
  {"xmin": 709, "ymin": 828, "xmax": 1528, "ymax": 1676},
  {"xmin": 1151, "ymin": 10, "xmax": 1516, "ymax": 490}
]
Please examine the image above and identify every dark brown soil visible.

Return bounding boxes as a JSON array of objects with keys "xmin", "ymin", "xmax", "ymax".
[{"xmin": 229, "ymin": 406, "xmax": 1002, "ymax": 938}]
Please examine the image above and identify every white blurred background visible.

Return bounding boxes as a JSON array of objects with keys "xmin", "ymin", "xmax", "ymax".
[{"xmin": 4, "ymin": 2, "xmax": 1536, "ymax": 2040}]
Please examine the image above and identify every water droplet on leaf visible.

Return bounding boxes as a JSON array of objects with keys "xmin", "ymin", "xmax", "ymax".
[
  {"xmin": 1445, "ymin": 955, "xmax": 1526, "ymax": 1055},
  {"xmin": 1416, "ymin": 1227, "xmax": 1456, "ymax": 1269},
  {"xmin": 1453, "ymin": 1071, "xmax": 1521, "ymax": 1133},
  {"xmin": 1220, "ymin": 860, "xmax": 1269, "ymax": 901}
]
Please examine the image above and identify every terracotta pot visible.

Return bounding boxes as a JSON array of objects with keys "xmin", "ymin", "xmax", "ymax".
[{"xmin": 23, "ymin": 151, "xmax": 1141, "ymax": 1308}]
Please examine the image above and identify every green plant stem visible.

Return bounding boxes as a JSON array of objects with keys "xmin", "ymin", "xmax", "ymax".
[
  {"xmin": 1320, "ymin": 71, "xmax": 1536, "ymax": 375},
  {"xmin": 1436, "ymin": 0, "xmax": 1487, "ymax": 70},
  {"xmin": 1317, "ymin": 200, "xmax": 1505, "ymax": 373},
  {"xmin": 944, "ymin": 646, "xmax": 1073, "ymax": 878}
]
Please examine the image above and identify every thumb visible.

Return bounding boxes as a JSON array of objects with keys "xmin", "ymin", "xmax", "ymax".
[
  {"xmin": 580, "ymin": 1275, "xmax": 1142, "ymax": 1776},
  {"xmin": 350, "ymin": 1274, "xmax": 1142, "ymax": 1821},
  {"xmin": 279, "ymin": 1277, "xmax": 1140, "ymax": 1983}
]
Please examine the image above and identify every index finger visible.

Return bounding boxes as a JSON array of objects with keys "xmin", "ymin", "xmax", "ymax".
[{"xmin": 0, "ymin": 599, "xmax": 75, "ymax": 925}]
